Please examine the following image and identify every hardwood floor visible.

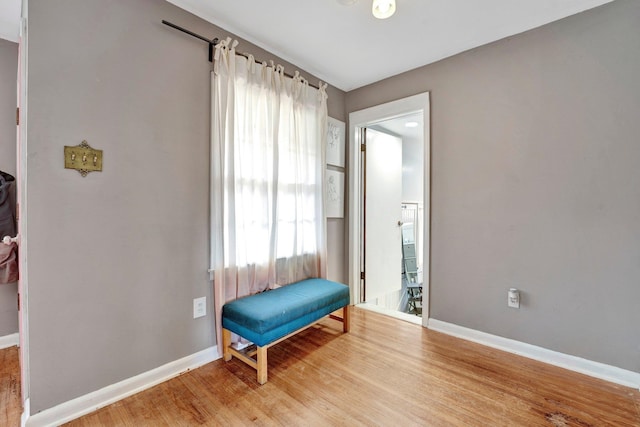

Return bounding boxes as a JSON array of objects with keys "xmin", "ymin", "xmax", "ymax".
[
  {"xmin": 4, "ymin": 308, "xmax": 640, "ymax": 426},
  {"xmin": 0, "ymin": 345, "xmax": 21, "ymax": 427}
]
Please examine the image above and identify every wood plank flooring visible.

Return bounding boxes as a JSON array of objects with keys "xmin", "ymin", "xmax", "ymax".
[
  {"xmin": 0, "ymin": 345, "xmax": 21, "ymax": 427},
  {"xmin": 3, "ymin": 308, "xmax": 640, "ymax": 426}
]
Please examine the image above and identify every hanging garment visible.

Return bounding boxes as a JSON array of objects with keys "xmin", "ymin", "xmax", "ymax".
[
  {"xmin": 0, "ymin": 173, "xmax": 18, "ymax": 284},
  {"xmin": 0, "ymin": 242, "xmax": 18, "ymax": 284},
  {"xmin": 0, "ymin": 170, "xmax": 14, "ymax": 182},
  {"xmin": 0, "ymin": 173, "xmax": 16, "ymax": 239}
]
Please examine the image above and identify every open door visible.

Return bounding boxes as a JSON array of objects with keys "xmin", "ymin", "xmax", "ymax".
[
  {"xmin": 363, "ymin": 128, "xmax": 403, "ymax": 304},
  {"xmin": 348, "ymin": 92, "xmax": 430, "ymax": 326}
]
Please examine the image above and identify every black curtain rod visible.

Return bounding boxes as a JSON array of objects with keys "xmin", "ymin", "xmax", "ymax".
[
  {"xmin": 161, "ymin": 20, "xmax": 320, "ymax": 90},
  {"xmin": 162, "ymin": 20, "xmax": 219, "ymax": 61}
]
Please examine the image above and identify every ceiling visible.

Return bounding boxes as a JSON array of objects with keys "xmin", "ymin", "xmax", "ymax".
[
  {"xmin": 0, "ymin": 0, "xmax": 20, "ymax": 42},
  {"xmin": 167, "ymin": 0, "xmax": 613, "ymax": 91},
  {"xmin": 374, "ymin": 112, "xmax": 422, "ymax": 142},
  {"xmin": 1, "ymin": 0, "xmax": 613, "ymax": 90}
]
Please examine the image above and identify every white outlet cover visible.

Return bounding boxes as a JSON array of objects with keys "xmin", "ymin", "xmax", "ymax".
[
  {"xmin": 507, "ymin": 289, "xmax": 520, "ymax": 308},
  {"xmin": 193, "ymin": 297, "xmax": 206, "ymax": 318}
]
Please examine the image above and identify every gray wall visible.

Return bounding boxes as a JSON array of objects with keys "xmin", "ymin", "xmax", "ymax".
[
  {"xmin": 26, "ymin": 0, "xmax": 345, "ymax": 413},
  {"xmin": 347, "ymin": 0, "xmax": 640, "ymax": 373},
  {"xmin": 0, "ymin": 39, "xmax": 18, "ymax": 338}
]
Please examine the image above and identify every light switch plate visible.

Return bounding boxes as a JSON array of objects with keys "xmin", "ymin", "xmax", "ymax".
[
  {"xmin": 508, "ymin": 288, "xmax": 520, "ymax": 308},
  {"xmin": 193, "ymin": 297, "xmax": 206, "ymax": 318},
  {"xmin": 64, "ymin": 140, "xmax": 103, "ymax": 177}
]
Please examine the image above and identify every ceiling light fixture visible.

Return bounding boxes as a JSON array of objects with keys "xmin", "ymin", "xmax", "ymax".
[
  {"xmin": 405, "ymin": 121, "xmax": 418, "ymax": 128},
  {"xmin": 372, "ymin": 0, "xmax": 396, "ymax": 19}
]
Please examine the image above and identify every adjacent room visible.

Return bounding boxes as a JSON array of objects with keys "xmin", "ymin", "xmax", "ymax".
[{"xmin": 1, "ymin": 0, "xmax": 639, "ymax": 425}]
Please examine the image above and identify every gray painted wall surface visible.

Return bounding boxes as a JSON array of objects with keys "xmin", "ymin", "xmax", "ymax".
[
  {"xmin": 0, "ymin": 39, "xmax": 18, "ymax": 338},
  {"xmin": 0, "ymin": 39, "xmax": 17, "ymax": 176},
  {"xmin": 27, "ymin": 0, "xmax": 345, "ymax": 412},
  {"xmin": 0, "ymin": 283, "xmax": 18, "ymax": 337},
  {"xmin": 347, "ymin": 0, "xmax": 640, "ymax": 373}
]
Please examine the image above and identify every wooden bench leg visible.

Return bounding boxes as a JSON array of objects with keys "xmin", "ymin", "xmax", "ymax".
[
  {"xmin": 343, "ymin": 305, "xmax": 350, "ymax": 333},
  {"xmin": 222, "ymin": 328, "xmax": 232, "ymax": 362},
  {"xmin": 257, "ymin": 346, "xmax": 268, "ymax": 385}
]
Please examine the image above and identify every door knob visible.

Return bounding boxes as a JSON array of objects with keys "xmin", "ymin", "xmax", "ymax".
[
  {"xmin": 397, "ymin": 221, "xmax": 403, "ymax": 226},
  {"xmin": 2, "ymin": 235, "xmax": 19, "ymax": 245}
]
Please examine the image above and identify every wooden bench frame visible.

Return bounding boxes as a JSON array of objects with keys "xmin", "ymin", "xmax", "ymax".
[{"xmin": 222, "ymin": 306, "xmax": 350, "ymax": 384}]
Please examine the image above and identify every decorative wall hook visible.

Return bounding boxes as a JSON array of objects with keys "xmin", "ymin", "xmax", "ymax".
[{"xmin": 64, "ymin": 140, "xmax": 103, "ymax": 177}]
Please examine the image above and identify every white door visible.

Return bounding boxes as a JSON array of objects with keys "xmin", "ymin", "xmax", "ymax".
[{"xmin": 364, "ymin": 128, "xmax": 403, "ymax": 301}]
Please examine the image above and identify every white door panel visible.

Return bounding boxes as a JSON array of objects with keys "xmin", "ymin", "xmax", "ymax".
[{"xmin": 364, "ymin": 129, "xmax": 402, "ymax": 301}]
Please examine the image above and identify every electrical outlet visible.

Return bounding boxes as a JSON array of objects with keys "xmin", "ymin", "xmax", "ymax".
[
  {"xmin": 193, "ymin": 297, "xmax": 206, "ymax": 318},
  {"xmin": 508, "ymin": 288, "xmax": 520, "ymax": 308}
]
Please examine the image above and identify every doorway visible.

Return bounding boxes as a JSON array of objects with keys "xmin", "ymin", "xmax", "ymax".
[
  {"xmin": 348, "ymin": 93, "xmax": 430, "ymax": 326},
  {"xmin": 0, "ymin": 29, "xmax": 24, "ymax": 425}
]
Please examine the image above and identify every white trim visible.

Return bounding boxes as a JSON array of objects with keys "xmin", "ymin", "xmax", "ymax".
[
  {"xmin": 19, "ymin": 1, "xmax": 32, "ymax": 410},
  {"xmin": 25, "ymin": 346, "xmax": 220, "ymax": 427},
  {"xmin": 0, "ymin": 332, "xmax": 19, "ymax": 349},
  {"xmin": 348, "ymin": 93, "xmax": 431, "ymax": 326},
  {"xmin": 428, "ymin": 319, "xmax": 640, "ymax": 390},
  {"xmin": 21, "ymin": 398, "xmax": 30, "ymax": 427}
]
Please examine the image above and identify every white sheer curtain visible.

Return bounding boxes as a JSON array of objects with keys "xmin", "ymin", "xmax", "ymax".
[{"xmin": 211, "ymin": 39, "xmax": 328, "ymax": 346}]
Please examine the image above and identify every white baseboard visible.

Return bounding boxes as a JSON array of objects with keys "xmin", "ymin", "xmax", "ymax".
[
  {"xmin": 25, "ymin": 346, "xmax": 220, "ymax": 427},
  {"xmin": 21, "ymin": 398, "xmax": 30, "ymax": 427},
  {"xmin": 428, "ymin": 318, "xmax": 640, "ymax": 390},
  {"xmin": 0, "ymin": 332, "xmax": 19, "ymax": 350}
]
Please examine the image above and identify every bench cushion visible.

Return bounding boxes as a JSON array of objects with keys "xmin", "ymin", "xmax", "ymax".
[{"xmin": 222, "ymin": 278, "xmax": 350, "ymax": 347}]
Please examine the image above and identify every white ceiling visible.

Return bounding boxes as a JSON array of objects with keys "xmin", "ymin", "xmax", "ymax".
[
  {"xmin": 0, "ymin": 0, "xmax": 20, "ymax": 42},
  {"xmin": 1, "ymin": 1, "xmax": 613, "ymax": 90},
  {"xmin": 167, "ymin": 0, "xmax": 613, "ymax": 91},
  {"xmin": 374, "ymin": 112, "xmax": 422, "ymax": 141}
]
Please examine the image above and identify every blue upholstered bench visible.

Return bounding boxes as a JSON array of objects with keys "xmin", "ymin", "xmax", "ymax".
[{"xmin": 222, "ymin": 278, "xmax": 350, "ymax": 384}]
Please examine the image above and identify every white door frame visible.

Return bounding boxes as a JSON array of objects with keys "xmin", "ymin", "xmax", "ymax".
[
  {"xmin": 18, "ymin": 1, "xmax": 31, "ymax": 424},
  {"xmin": 348, "ymin": 92, "xmax": 430, "ymax": 326}
]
